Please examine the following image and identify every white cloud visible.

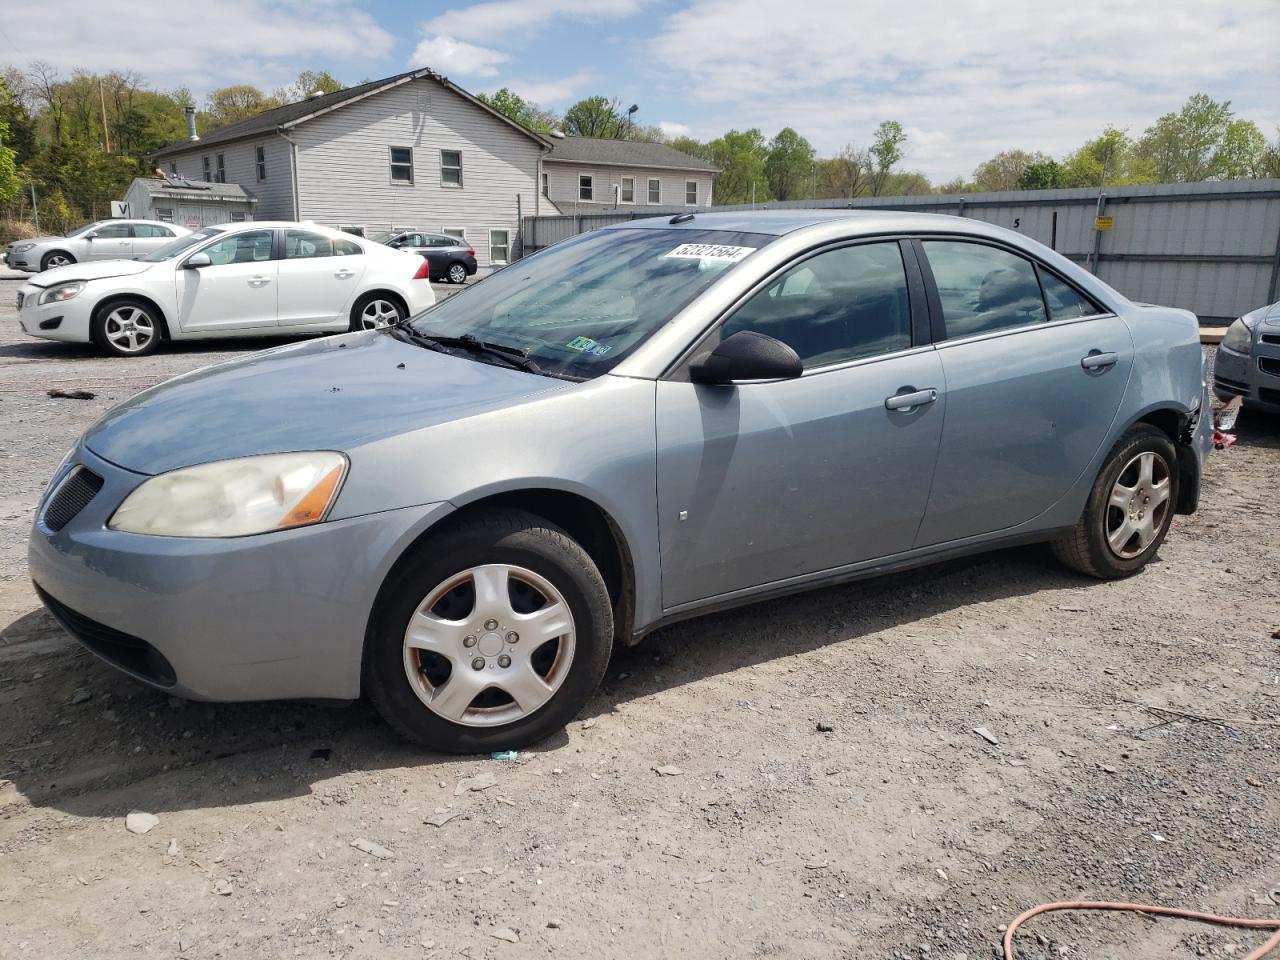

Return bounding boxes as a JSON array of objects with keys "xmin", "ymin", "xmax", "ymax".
[
  {"xmin": 658, "ymin": 120, "xmax": 693, "ymax": 139},
  {"xmin": 507, "ymin": 70, "xmax": 596, "ymax": 106},
  {"xmin": 644, "ymin": 0, "xmax": 1280, "ymax": 180},
  {"xmin": 0, "ymin": 0, "xmax": 393, "ymax": 93},
  {"xmin": 410, "ymin": 35, "xmax": 509, "ymax": 77},
  {"xmin": 424, "ymin": 0, "xmax": 647, "ymax": 43}
]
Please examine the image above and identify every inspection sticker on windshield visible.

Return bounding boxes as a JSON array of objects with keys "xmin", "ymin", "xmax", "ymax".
[
  {"xmin": 566, "ymin": 335, "xmax": 612, "ymax": 356},
  {"xmin": 663, "ymin": 243, "xmax": 755, "ymax": 263}
]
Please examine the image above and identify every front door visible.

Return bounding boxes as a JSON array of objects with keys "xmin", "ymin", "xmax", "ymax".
[
  {"xmin": 84, "ymin": 221, "xmax": 133, "ymax": 261},
  {"xmin": 275, "ymin": 229, "xmax": 367, "ymax": 327},
  {"xmin": 913, "ymin": 239, "xmax": 1133, "ymax": 546},
  {"xmin": 175, "ymin": 228, "xmax": 278, "ymax": 332},
  {"xmin": 656, "ymin": 240, "xmax": 945, "ymax": 609}
]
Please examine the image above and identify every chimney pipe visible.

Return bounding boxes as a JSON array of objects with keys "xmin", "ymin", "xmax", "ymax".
[{"xmin": 185, "ymin": 106, "xmax": 199, "ymax": 142}]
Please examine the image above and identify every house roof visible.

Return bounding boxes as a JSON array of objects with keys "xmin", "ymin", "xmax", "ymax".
[
  {"xmin": 544, "ymin": 136, "xmax": 718, "ymax": 173},
  {"xmin": 151, "ymin": 68, "xmax": 549, "ymax": 158},
  {"xmin": 132, "ymin": 177, "xmax": 256, "ymax": 202}
]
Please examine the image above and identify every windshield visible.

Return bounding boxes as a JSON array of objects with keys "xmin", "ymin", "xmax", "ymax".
[
  {"xmin": 407, "ymin": 227, "xmax": 771, "ymax": 378},
  {"xmin": 141, "ymin": 227, "xmax": 224, "ymax": 262},
  {"xmin": 366, "ymin": 230, "xmax": 393, "ymax": 244},
  {"xmin": 67, "ymin": 221, "xmax": 106, "ymax": 238}
]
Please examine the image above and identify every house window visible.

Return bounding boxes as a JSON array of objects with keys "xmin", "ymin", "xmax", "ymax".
[
  {"xmin": 168, "ymin": 162, "xmax": 177, "ymax": 175},
  {"xmin": 230, "ymin": 211, "xmax": 248, "ymax": 222},
  {"xmin": 441, "ymin": 150, "xmax": 463, "ymax": 187},
  {"xmin": 620, "ymin": 176, "xmax": 635, "ymax": 203},
  {"xmin": 255, "ymin": 145, "xmax": 266, "ymax": 182},
  {"xmin": 579, "ymin": 174, "xmax": 593, "ymax": 201},
  {"xmin": 541, "ymin": 172, "xmax": 548, "ymax": 197},
  {"xmin": 648, "ymin": 178, "xmax": 660, "ymax": 204},
  {"xmin": 442, "ymin": 228, "xmax": 466, "ymax": 242},
  {"xmin": 685, "ymin": 180, "xmax": 698, "ymax": 205},
  {"xmin": 155, "ymin": 207, "xmax": 174, "ymax": 223},
  {"xmin": 490, "ymin": 229, "xmax": 510, "ymax": 265},
  {"xmin": 389, "ymin": 147, "xmax": 413, "ymax": 183},
  {"xmin": 201, "ymin": 156, "xmax": 210, "ymax": 181},
  {"xmin": 215, "ymin": 154, "xmax": 226, "ymax": 183}
]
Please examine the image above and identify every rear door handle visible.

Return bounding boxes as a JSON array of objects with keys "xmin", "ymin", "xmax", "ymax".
[
  {"xmin": 885, "ymin": 388, "xmax": 938, "ymax": 411},
  {"xmin": 248, "ymin": 276, "xmax": 272, "ymax": 287},
  {"xmin": 1081, "ymin": 351, "xmax": 1118, "ymax": 370},
  {"xmin": 334, "ymin": 270, "xmax": 355, "ymax": 279}
]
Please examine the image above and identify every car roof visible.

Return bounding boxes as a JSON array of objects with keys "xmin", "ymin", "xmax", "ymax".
[{"xmin": 603, "ymin": 209, "xmax": 1002, "ymax": 237}]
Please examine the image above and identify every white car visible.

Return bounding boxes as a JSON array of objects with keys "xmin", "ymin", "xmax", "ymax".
[
  {"xmin": 15, "ymin": 222, "xmax": 436, "ymax": 357},
  {"xmin": 4, "ymin": 219, "xmax": 192, "ymax": 272}
]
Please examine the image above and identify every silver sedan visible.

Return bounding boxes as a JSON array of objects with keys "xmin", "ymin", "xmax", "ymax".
[
  {"xmin": 1213, "ymin": 300, "xmax": 1280, "ymax": 415},
  {"xmin": 4, "ymin": 219, "xmax": 191, "ymax": 272}
]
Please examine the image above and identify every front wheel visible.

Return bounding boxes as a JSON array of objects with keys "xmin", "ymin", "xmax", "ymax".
[
  {"xmin": 91, "ymin": 299, "xmax": 162, "ymax": 357},
  {"xmin": 41, "ymin": 250, "xmax": 76, "ymax": 271},
  {"xmin": 1051, "ymin": 424, "xmax": 1179, "ymax": 579},
  {"xmin": 364, "ymin": 510, "xmax": 613, "ymax": 753},
  {"xmin": 350, "ymin": 293, "xmax": 406, "ymax": 331},
  {"xmin": 447, "ymin": 262, "xmax": 468, "ymax": 285}
]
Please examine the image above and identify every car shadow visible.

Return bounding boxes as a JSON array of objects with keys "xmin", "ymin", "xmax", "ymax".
[
  {"xmin": 2, "ymin": 543, "xmax": 1095, "ymax": 819},
  {"xmin": 0, "ymin": 336, "xmax": 318, "ymax": 362},
  {"xmin": 1228, "ymin": 407, "xmax": 1279, "ymax": 449}
]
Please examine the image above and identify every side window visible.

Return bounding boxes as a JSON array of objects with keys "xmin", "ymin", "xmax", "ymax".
[
  {"xmin": 334, "ymin": 238, "xmax": 363, "ymax": 256},
  {"xmin": 922, "ymin": 240, "xmax": 1047, "ymax": 338},
  {"xmin": 95, "ymin": 223, "xmax": 132, "ymax": 238},
  {"xmin": 201, "ymin": 229, "xmax": 274, "ymax": 265},
  {"xmin": 284, "ymin": 229, "xmax": 336, "ymax": 259},
  {"xmin": 431, "ymin": 235, "xmax": 455, "ymax": 247},
  {"xmin": 722, "ymin": 242, "xmax": 913, "ymax": 369},
  {"xmin": 134, "ymin": 224, "xmax": 172, "ymax": 238},
  {"xmin": 1040, "ymin": 269, "xmax": 1100, "ymax": 321}
]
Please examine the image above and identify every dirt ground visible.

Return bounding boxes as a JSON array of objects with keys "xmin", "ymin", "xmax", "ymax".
[{"xmin": 1, "ymin": 267, "xmax": 1277, "ymax": 960}]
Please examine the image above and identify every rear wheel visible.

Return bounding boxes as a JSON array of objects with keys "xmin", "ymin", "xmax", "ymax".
[
  {"xmin": 1051, "ymin": 424, "xmax": 1178, "ymax": 579},
  {"xmin": 350, "ymin": 293, "xmax": 406, "ymax": 331},
  {"xmin": 447, "ymin": 262, "xmax": 468, "ymax": 285},
  {"xmin": 364, "ymin": 510, "xmax": 613, "ymax": 753},
  {"xmin": 41, "ymin": 250, "xmax": 76, "ymax": 271},
  {"xmin": 91, "ymin": 299, "xmax": 162, "ymax": 357}
]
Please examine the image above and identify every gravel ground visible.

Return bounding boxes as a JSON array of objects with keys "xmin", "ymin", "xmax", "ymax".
[{"xmin": 1, "ymin": 266, "xmax": 1277, "ymax": 960}]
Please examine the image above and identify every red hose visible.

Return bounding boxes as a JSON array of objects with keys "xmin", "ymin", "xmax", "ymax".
[{"xmin": 1003, "ymin": 901, "xmax": 1280, "ymax": 960}]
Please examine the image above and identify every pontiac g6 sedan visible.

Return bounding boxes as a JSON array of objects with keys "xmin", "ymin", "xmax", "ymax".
[{"xmin": 30, "ymin": 211, "xmax": 1212, "ymax": 753}]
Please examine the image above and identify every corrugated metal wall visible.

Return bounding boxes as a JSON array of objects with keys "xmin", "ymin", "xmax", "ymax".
[{"xmin": 522, "ymin": 179, "xmax": 1280, "ymax": 322}]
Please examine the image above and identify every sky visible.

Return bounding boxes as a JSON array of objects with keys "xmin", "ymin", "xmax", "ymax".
[{"xmin": 1, "ymin": 0, "xmax": 1277, "ymax": 181}]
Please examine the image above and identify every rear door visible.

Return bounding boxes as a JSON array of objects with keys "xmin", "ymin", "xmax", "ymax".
[
  {"xmin": 276, "ymin": 229, "xmax": 367, "ymax": 327},
  {"xmin": 84, "ymin": 221, "xmax": 134, "ymax": 261},
  {"xmin": 175, "ymin": 228, "xmax": 278, "ymax": 332},
  {"xmin": 913, "ymin": 238, "xmax": 1133, "ymax": 546},
  {"xmin": 131, "ymin": 223, "xmax": 178, "ymax": 258}
]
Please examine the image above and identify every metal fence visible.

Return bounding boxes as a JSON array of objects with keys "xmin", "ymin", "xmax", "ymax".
[{"xmin": 522, "ymin": 179, "xmax": 1280, "ymax": 323}]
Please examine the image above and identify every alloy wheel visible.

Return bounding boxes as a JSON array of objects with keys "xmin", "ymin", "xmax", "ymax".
[
  {"xmin": 1105, "ymin": 451, "xmax": 1171, "ymax": 559},
  {"xmin": 103, "ymin": 305, "xmax": 156, "ymax": 354},
  {"xmin": 448, "ymin": 264, "xmax": 467, "ymax": 284},
  {"xmin": 360, "ymin": 299, "xmax": 401, "ymax": 329},
  {"xmin": 401, "ymin": 563, "xmax": 576, "ymax": 727},
  {"xmin": 46, "ymin": 254, "xmax": 72, "ymax": 268}
]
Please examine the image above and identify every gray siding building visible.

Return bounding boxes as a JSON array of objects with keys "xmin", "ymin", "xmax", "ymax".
[
  {"xmin": 153, "ymin": 69, "xmax": 551, "ymax": 269},
  {"xmin": 121, "ymin": 177, "xmax": 256, "ymax": 228},
  {"xmin": 541, "ymin": 136, "xmax": 718, "ymax": 215}
]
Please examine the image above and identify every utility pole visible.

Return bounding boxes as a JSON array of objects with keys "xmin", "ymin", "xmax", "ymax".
[
  {"xmin": 30, "ymin": 182, "xmax": 40, "ymax": 233},
  {"xmin": 99, "ymin": 79, "xmax": 111, "ymax": 153}
]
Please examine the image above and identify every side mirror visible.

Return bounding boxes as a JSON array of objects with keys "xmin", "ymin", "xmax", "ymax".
[
  {"xmin": 83, "ymin": 231, "xmax": 98, "ymax": 240},
  {"xmin": 184, "ymin": 252, "xmax": 212, "ymax": 269},
  {"xmin": 688, "ymin": 331, "xmax": 803, "ymax": 384}
]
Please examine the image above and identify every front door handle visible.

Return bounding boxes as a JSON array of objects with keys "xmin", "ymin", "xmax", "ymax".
[
  {"xmin": 1081, "ymin": 351, "xmax": 1118, "ymax": 370},
  {"xmin": 334, "ymin": 270, "xmax": 355, "ymax": 279},
  {"xmin": 247, "ymin": 276, "xmax": 272, "ymax": 287},
  {"xmin": 885, "ymin": 388, "xmax": 938, "ymax": 411}
]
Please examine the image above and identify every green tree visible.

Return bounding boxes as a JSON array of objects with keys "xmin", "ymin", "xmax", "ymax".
[
  {"xmin": 815, "ymin": 142, "xmax": 871, "ymax": 199},
  {"xmin": 275, "ymin": 70, "xmax": 343, "ymax": 102},
  {"xmin": 868, "ymin": 120, "xmax": 906, "ymax": 196},
  {"xmin": 203, "ymin": 85, "xmax": 282, "ymax": 129},
  {"xmin": 1059, "ymin": 127, "xmax": 1151, "ymax": 187},
  {"xmin": 972, "ymin": 149, "xmax": 1049, "ymax": 192},
  {"xmin": 1213, "ymin": 118, "xmax": 1267, "ymax": 179},
  {"xmin": 475, "ymin": 87, "xmax": 557, "ymax": 133},
  {"xmin": 1135, "ymin": 93, "xmax": 1233, "ymax": 182},
  {"xmin": 706, "ymin": 128, "xmax": 770, "ymax": 204},
  {"xmin": 1017, "ymin": 157, "xmax": 1062, "ymax": 190},
  {"xmin": 765, "ymin": 127, "xmax": 815, "ymax": 201},
  {"xmin": 666, "ymin": 135, "xmax": 712, "ymax": 161},
  {"xmin": 0, "ymin": 76, "xmax": 23, "ymax": 204},
  {"xmin": 562, "ymin": 96, "xmax": 624, "ymax": 138}
]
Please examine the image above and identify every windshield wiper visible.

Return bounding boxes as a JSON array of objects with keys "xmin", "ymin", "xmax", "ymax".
[{"xmin": 389, "ymin": 327, "xmax": 544, "ymax": 375}]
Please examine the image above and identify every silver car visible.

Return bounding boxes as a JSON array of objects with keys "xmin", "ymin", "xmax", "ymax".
[
  {"xmin": 4, "ymin": 219, "xmax": 191, "ymax": 272},
  {"xmin": 29, "ymin": 211, "xmax": 1212, "ymax": 753},
  {"xmin": 1213, "ymin": 300, "xmax": 1280, "ymax": 415}
]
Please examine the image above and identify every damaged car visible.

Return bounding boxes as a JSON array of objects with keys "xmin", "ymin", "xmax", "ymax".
[{"xmin": 29, "ymin": 211, "xmax": 1213, "ymax": 753}]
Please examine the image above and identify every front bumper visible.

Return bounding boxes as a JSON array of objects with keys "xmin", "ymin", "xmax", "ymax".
[
  {"xmin": 1214, "ymin": 341, "xmax": 1280, "ymax": 413},
  {"xmin": 16, "ymin": 284, "xmax": 95, "ymax": 343},
  {"xmin": 28, "ymin": 445, "xmax": 454, "ymax": 701}
]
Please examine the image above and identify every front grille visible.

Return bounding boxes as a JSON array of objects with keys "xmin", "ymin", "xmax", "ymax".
[
  {"xmin": 35, "ymin": 585, "xmax": 177, "ymax": 687},
  {"xmin": 1261, "ymin": 387, "xmax": 1280, "ymax": 405},
  {"xmin": 1259, "ymin": 356, "xmax": 1280, "ymax": 378},
  {"xmin": 42, "ymin": 467, "xmax": 103, "ymax": 532},
  {"xmin": 1262, "ymin": 334, "xmax": 1280, "ymax": 346}
]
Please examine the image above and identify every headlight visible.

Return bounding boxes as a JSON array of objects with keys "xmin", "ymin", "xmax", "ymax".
[
  {"xmin": 39, "ymin": 281, "xmax": 85, "ymax": 305},
  {"xmin": 109, "ymin": 452, "xmax": 347, "ymax": 537},
  {"xmin": 14, "ymin": 242, "xmax": 35, "ymax": 253},
  {"xmin": 1221, "ymin": 318, "xmax": 1253, "ymax": 354}
]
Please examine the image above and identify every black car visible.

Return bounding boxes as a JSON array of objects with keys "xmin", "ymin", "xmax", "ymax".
[{"xmin": 381, "ymin": 231, "xmax": 478, "ymax": 284}]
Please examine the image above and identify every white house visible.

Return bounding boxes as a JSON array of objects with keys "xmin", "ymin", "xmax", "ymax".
[
  {"xmin": 152, "ymin": 68, "xmax": 550, "ymax": 269},
  {"xmin": 541, "ymin": 136, "xmax": 718, "ymax": 214}
]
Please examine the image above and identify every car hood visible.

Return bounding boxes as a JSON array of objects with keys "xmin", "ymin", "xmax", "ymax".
[
  {"xmin": 83, "ymin": 331, "xmax": 575, "ymax": 475},
  {"xmin": 10, "ymin": 235, "xmax": 64, "ymax": 247},
  {"xmin": 29, "ymin": 258, "xmax": 155, "ymax": 287}
]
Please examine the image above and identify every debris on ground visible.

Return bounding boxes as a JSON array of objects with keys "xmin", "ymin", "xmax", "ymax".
[
  {"xmin": 490, "ymin": 750, "xmax": 519, "ymax": 761},
  {"xmin": 816, "ymin": 721, "xmax": 834, "ymax": 733},
  {"xmin": 653, "ymin": 765, "xmax": 684, "ymax": 776},
  {"xmin": 212, "ymin": 879, "xmax": 233, "ymax": 896},
  {"xmin": 350, "ymin": 838, "xmax": 395, "ymax": 860},
  {"xmin": 425, "ymin": 809, "xmax": 467, "ymax": 828},
  {"xmin": 490, "ymin": 927, "xmax": 520, "ymax": 943},
  {"xmin": 69, "ymin": 687, "xmax": 91, "ymax": 704},
  {"xmin": 46, "ymin": 388, "xmax": 96, "ymax": 400},
  {"xmin": 455, "ymin": 771, "xmax": 498, "ymax": 795},
  {"xmin": 125, "ymin": 812, "xmax": 159, "ymax": 835},
  {"xmin": 973, "ymin": 726, "xmax": 999, "ymax": 746}
]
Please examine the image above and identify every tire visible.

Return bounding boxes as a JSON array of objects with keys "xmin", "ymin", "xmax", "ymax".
[
  {"xmin": 41, "ymin": 250, "xmax": 76, "ymax": 271},
  {"xmin": 1051, "ymin": 424, "xmax": 1179, "ymax": 579},
  {"xmin": 364, "ymin": 509, "xmax": 613, "ymax": 753},
  {"xmin": 90, "ymin": 298, "xmax": 162, "ymax": 357},
  {"xmin": 350, "ymin": 292, "xmax": 406, "ymax": 331},
  {"xmin": 446, "ymin": 262, "xmax": 468, "ymax": 285}
]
